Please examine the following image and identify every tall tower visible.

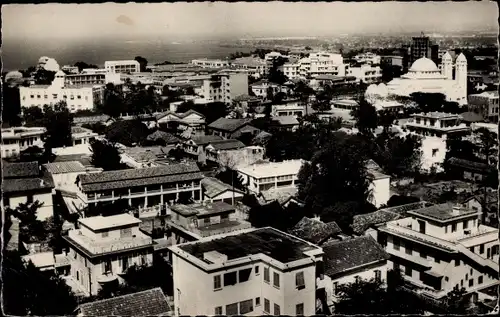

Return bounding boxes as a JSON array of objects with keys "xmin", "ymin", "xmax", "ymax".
[
  {"xmin": 52, "ymin": 70, "xmax": 66, "ymax": 88},
  {"xmin": 455, "ymin": 53, "xmax": 468, "ymax": 102},
  {"xmin": 441, "ymin": 52, "xmax": 453, "ymax": 80}
]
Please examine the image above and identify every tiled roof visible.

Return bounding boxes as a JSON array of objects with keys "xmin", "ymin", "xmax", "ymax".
[
  {"xmin": 323, "ymin": 236, "xmax": 390, "ymax": 277},
  {"xmin": 71, "ymin": 126, "xmax": 93, "ymax": 134},
  {"xmin": 78, "ymin": 287, "xmax": 172, "ymax": 316},
  {"xmin": 272, "ymin": 116, "xmax": 300, "ymax": 126},
  {"xmin": 289, "ymin": 217, "xmax": 342, "ymax": 244},
  {"xmin": 207, "ymin": 139, "xmax": 246, "ymax": 151},
  {"xmin": 351, "ymin": 210, "xmax": 402, "ymax": 235},
  {"xmin": 146, "ymin": 130, "xmax": 180, "ymax": 144},
  {"xmin": 261, "ymin": 187, "xmax": 299, "ymax": 205},
  {"xmin": 43, "ymin": 161, "xmax": 86, "ymax": 174},
  {"xmin": 3, "ymin": 171, "xmax": 55, "ymax": 193},
  {"xmin": 170, "ymin": 201, "xmax": 235, "ymax": 217},
  {"xmin": 201, "ymin": 177, "xmax": 243, "ymax": 198},
  {"xmin": 448, "ymin": 157, "xmax": 495, "ymax": 174},
  {"xmin": 208, "ymin": 118, "xmax": 251, "ymax": 132},
  {"xmin": 190, "ymin": 135, "xmax": 224, "ymax": 146},
  {"xmin": 252, "ymin": 131, "xmax": 273, "ymax": 145},
  {"xmin": 79, "ymin": 163, "xmax": 203, "ymax": 192},
  {"xmin": 460, "ymin": 111, "xmax": 484, "ymax": 123},
  {"xmin": 156, "ymin": 109, "xmax": 206, "ymax": 121},
  {"xmin": 3, "ymin": 161, "xmax": 39, "ymax": 178}
]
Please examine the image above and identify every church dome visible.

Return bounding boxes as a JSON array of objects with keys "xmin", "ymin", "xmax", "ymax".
[{"xmin": 409, "ymin": 57, "xmax": 439, "ymax": 73}]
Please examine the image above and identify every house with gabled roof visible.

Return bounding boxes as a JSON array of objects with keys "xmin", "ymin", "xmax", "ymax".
[
  {"xmin": 201, "ymin": 177, "xmax": 245, "ymax": 204},
  {"xmin": 289, "ymin": 217, "xmax": 343, "ymax": 245},
  {"xmin": 76, "ymin": 287, "xmax": 173, "ymax": 316},
  {"xmin": 447, "ymin": 157, "xmax": 496, "ymax": 182},
  {"xmin": 156, "ymin": 109, "xmax": 206, "ymax": 137},
  {"xmin": 207, "ymin": 117, "xmax": 260, "ymax": 139}
]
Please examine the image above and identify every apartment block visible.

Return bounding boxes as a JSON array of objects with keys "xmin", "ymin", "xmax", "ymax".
[
  {"xmin": 168, "ymin": 227, "xmax": 324, "ymax": 316},
  {"xmin": 377, "ymin": 204, "xmax": 499, "ymax": 300},
  {"xmin": 1, "ymin": 126, "xmax": 46, "ymax": 158},
  {"xmin": 63, "ymin": 214, "xmax": 155, "ymax": 296},
  {"xmin": 197, "ymin": 71, "xmax": 249, "ymax": 104},
  {"xmin": 104, "ymin": 60, "xmax": 140, "ymax": 74},
  {"xmin": 468, "ymin": 91, "xmax": 499, "ymax": 123},
  {"xmin": 191, "ymin": 58, "xmax": 230, "ymax": 69},
  {"xmin": 237, "ymin": 160, "xmax": 304, "ymax": 194},
  {"xmin": 348, "ymin": 64, "xmax": 382, "ymax": 84}
]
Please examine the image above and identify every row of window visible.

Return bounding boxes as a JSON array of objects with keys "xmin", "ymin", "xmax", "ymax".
[{"xmin": 29, "ymin": 94, "xmax": 89, "ymax": 100}]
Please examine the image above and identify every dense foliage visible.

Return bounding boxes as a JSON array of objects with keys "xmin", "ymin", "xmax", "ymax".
[{"xmin": 90, "ymin": 139, "xmax": 128, "ymax": 171}]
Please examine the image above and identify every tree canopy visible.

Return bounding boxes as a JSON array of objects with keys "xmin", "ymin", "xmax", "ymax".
[
  {"xmin": 350, "ymin": 96, "xmax": 378, "ymax": 135},
  {"xmin": 134, "ymin": 56, "xmax": 149, "ymax": 72},
  {"xmin": 105, "ymin": 119, "xmax": 151, "ymax": 146},
  {"xmin": 90, "ymin": 139, "xmax": 128, "ymax": 171}
]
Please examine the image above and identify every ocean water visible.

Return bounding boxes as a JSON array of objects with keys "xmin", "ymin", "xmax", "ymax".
[{"xmin": 2, "ymin": 38, "xmax": 255, "ymax": 71}]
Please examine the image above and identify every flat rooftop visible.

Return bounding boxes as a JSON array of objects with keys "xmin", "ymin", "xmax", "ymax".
[
  {"xmin": 179, "ymin": 227, "xmax": 319, "ymax": 264},
  {"xmin": 79, "ymin": 214, "xmax": 141, "ymax": 231},
  {"xmin": 407, "ymin": 203, "xmax": 479, "ymax": 222},
  {"xmin": 170, "ymin": 201, "xmax": 235, "ymax": 217},
  {"xmin": 237, "ymin": 160, "xmax": 304, "ymax": 178},
  {"xmin": 411, "ymin": 112, "xmax": 461, "ymax": 120}
]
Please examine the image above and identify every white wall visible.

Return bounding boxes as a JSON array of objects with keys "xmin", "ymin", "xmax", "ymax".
[
  {"xmin": 369, "ymin": 177, "xmax": 390, "ymax": 208},
  {"xmin": 420, "ymin": 136, "xmax": 447, "ymax": 172},
  {"xmin": 8, "ymin": 192, "xmax": 54, "ymax": 221}
]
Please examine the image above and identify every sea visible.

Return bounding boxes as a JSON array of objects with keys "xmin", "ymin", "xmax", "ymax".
[{"xmin": 2, "ymin": 38, "xmax": 256, "ymax": 72}]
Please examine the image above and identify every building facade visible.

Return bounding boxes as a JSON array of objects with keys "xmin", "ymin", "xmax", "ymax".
[
  {"xmin": 63, "ymin": 214, "xmax": 154, "ymax": 296},
  {"xmin": 237, "ymin": 160, "xmax": 304, "ymax": 194},
  {"xmin": 1, "ymin": 127, "xmax": 46, "ymax": 158},
  {"xmin": 192, "ymin": 59, "xmax": 230, "ymax": 69},
  {"xmin": 168, "ymin": 227, "xmax": 324, "ymax": 316},
  {"xmin": 348, "ymin": 65, "xmax": 382, "ymax": 84},
  {"xmin": 196, "ymin": 72, "xmax": 249, "ymax": 104},
  {"xmin": 104, "ymin": 60, "xmax": 140, "ymax": 74},
  {"xmin": 64, "ymin": 72, "xmax": 122, "ymax": 86},
  {"xmin": 468, "ymin": 91, "xmax": 499, "ymax": 123},
  {"xmin": 377, "ymin": 204, "xmax": 499, "ymax": 300}
]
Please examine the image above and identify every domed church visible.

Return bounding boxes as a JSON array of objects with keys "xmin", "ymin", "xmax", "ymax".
[{"xmin": 384, "ymin": 52, "xmax": 467, "ymax": 105}]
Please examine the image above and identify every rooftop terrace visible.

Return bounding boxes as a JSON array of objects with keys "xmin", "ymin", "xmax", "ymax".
[
  {"xmin": 179, "ymin": 227, "xmax": 319, "ymax": 264},
  {"xmin": 408, "ymin": 203, "xmax": 479, "ymax": 222}
]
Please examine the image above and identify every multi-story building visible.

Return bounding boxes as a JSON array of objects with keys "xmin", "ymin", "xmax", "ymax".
[
  {"xmin": 2, "ymin": 162, "xmax": 55, "ymax": 221},
  {"xmin": 19, "ymin": 71, "xmax": 104, "ymax": 113},
  {"xmin": 279, "ymin": 63, "xmax": 301, "ymax": 79},
  {"xmin": 403, "ymin": 112, "xmax": 471, "ymax": 171},
  {"xmin": 231, "ymin": 57, "xmax": 268, "ymax": 78},
  {"xmin": 237, "ymin": 160, "xmax": 304, "ymax": 194},
  {"xmin": 409, "ymin": 34, "xmax": 439, "ymax": 67},
  {"xmin": 307, "ymin": 52, "xmax": 346, "ymax": 78},
  {"xmin": 76, "ymin": 163, "xmax": 204, "ymax": 211},
  {"xmin": 192, "ymin": 58, "xmax": 230, "ymax": 69},
  {"xmin": 196, "ymin": 71, "xmax": 249, "ymax": 104},
  {"xmin": 104, "ymin": 60, "xmax": 140, "ymax": 74},
  {"xmin": 63, "ymin": 214, "xmax": 155, "ymax": 296},
  {"xmin": 64, "ymin": 72, "xmax": 122, "ymax": 86},
  {"xmin": 168, "ymin": 227, "xmax": 324, "ymax": 316},
  {"xmin": 468, "ymin": 91, "xmax": 499, "ymax": 123},
  {"xmin": 61, "ymin": 65, "xmax": 80, "ymax": 74},
  {"xmin": 348, "ymin": 64, "xmax": 382, "ymax": 84},
  {"xmin": 272, "ymin": 99, "xmax": 306, "ymax": 117},
  {"xmin": 353, "ymin": 53, "xmax": 381, "ymax": 65},
  {"xmin": 377, "ymin": 203, "xmax": 499, "ymax": 300},
  {"xmin": 1, "ymin": 126, "xmax": 46, "ymax": 158}
]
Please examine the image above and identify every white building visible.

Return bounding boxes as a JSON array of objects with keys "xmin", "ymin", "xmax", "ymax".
[
  {"xmin": 307, "ymin": 52, "xmax": 346, "ymax": 78},
  {"xmin": 366, "ymin": 160, "xmax": 391, "ymax": 208},
  {"xmin": 168, "ymin": 227, "xmax": 323, "ymax": 316},
  {"xmin": 237, "ymin": 160, "xmax": 304, "ymax": 194},
  {"xmin": 468, "ymin": 91, "xmax": 499, "ymax": 123},
  {"xmin": 61, "ymin": 65, "xmax": 80, "ymax": 74},
  {"xmin": 192, "ymin": 58, "xmax": 230, "ymax": 69},
  {"xmin": 104, "ymin": 60, "xmax": 140, "ymax": 74},
  {"xmin": 19, "ymin": 71, "xmax": 104, "ymax": 113},
  {"xmin": 196, "ymin": 71, "xmax": 249, "ymax": 104},
  {"xmin": 279, "ymin": 63, "xmax": 301, "ymax": 79},
  {"xmin": 43, "ymin": 161, "xmax": 88, "ymax": 192},
  {"xmin": 348, "ymin": 64, "xmax": 382, "ymax": 84},
  {"xmin": 377, "ymin": 204, "xmax": 499, "ymax": 300},
  {"xmin": 386, "ymin": 53, "xmax": 468, "ymax": 105},
  {"xmin": 64, "ymin": 72, "xmax": 122, "ymax": 86},
  {"xmin": 63, "ymin": 214, "xmax": 154, "ymax": 296},
  {"xmin": 272, "ymin": 99, "xmax": 306, "ymax": 117},
  {"xmin": 231, "ymin": 57, "xmax": 268, "ymax": 78},
  {"xmin": 403, "ymin": 112, "xmax": 470, "ymax": 172},
  {"xmin": 51, "ymin": 127, "xmax": 98, "ymax": 156},
  {"xmin": 250, "ymin": 80, "xmax": 291, "ymax": 100},
  {"xmin": 1, "ymin": 126, "xmax": 46, "ymax": 158},
  {"xmin": 353, "ymin": 53, "xmax": 381, "ymax": 65}
]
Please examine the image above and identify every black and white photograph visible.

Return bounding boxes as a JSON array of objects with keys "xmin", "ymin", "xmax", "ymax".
[{"xmin": 1, "ymin": 1, "xmax": 499, "ymax": 316}]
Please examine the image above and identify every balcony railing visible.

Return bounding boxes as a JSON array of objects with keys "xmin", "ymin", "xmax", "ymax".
[{"xmin": 384, "ymin": 223, "xmax": 456, "ymax": 251}]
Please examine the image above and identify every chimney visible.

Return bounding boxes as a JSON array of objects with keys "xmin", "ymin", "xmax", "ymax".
[{"xmin": 452, "ymin": 206, "xmax": 461, "ymax": 216}]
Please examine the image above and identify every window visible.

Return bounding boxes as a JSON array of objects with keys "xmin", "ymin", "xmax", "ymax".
[
  {"xmin": 274, "ymin": 304, "xmax": 280, "ymax": 316},
  {"xmin": 224, "ymin": 272, "xmax": 237, "ymax": 286},
  {"xmin": 296, "ymin": 303, "xmax": 304, "ymax": 315},
  {"xmin": 295, "ymin": 271, "xmax": 305, "ymax": 289},
  {"xmin": 480, "ymin": 244, "xmax": 485, "ymax": 254},
  {"xmin": 455, "ymin": 259, "xmax": 460, "ymax": 266},
  {"xmin": 120, "ymin": 227, "xmax": 132, "ymax": 238},
  {"xmin": 239, "ymin": 299, "xmax": 253, "ymax": 314},
  {"xmin": 30, "ymin": 95, "xmax": 34, "ymax": 99},
  {"xmin": 478, "ymin": 276, "xmax": 483, "ymax": 284},
  {"xmin": 375, "ymin": 270, "xmax": 382, "ymax": 282},
  {"xmin": 273, "ymin": 272, "xmax": 280, "ymax": 288},
  {"xmin": 355, "ymin": 275, "xmax": 361, "ymax": 283},
  {"xmin": 420, "ymin": 250, "xmax": 427, "ymax": 259},
  {"xmin": 102, "ymin": 231, "xmax": 109, "ymax": 238},
  {"xmin": 214, "ymin": 275, "xmax": 222, "ymax": 290},
  {"xmin": 121, "ymin": 256, "xmax": 129, "ymax": 271},
  {"xmin": 463, "ymin": 220, "xmax": 469, "ymax": 229},
  {"xmin": 469, "ymin": 279, "xmax": 474, "ymax": 287},
  {"xmin": 238, "ymin": 268, "xmax": 252, "ymax": 283},
  {"xmin": 470, "ymin": 268, "xmax": 473, "ymax": 275},
  {"xmin": 262, "ymin": 298, "xmax": 271, "ymax": 314},
  {"xmin": 255, "ymin": 266, "xmax": 260, "ymax": 275},
  {"xmin": 405, "ymin": 266, "xmax": 412, "ymax": 277},
  {"xmin": 393, "ymin": 238, "xmax": 400, "ymax": 251},
  {"xmin": 77, "ymin": 95, "xmax": 82, "ymax": 99},
  {"xmin": 102, "ymin": 260, "xmax": 112, "ymax": 273},
  {"xmin": 487, "ymin": 248, "xmax": 491, "ymax": 258},
  {"xmin": 451, "ymin": 223, "xmax": 457, "ymax": 232},
  {"xmin": 264, "ymin": 267, "xmax": 270, "ymax": 283},
  {"xmin": 445, "ymin": 276, "xmax": 449, "ymax": 282},
  {"xmin": 255, "ymin": 297, "xmax": 260, "ymax": 306},
  {"xmin": 214, "ymin": 307, "xmax": 222, "ymax": 315},
  {"xmin": 405, "ymin": 244, "xmax": 412, "ymax": 255},
  {"xmin": 225, "ymin": 303, "xmax": 238, "ymax": 315}
]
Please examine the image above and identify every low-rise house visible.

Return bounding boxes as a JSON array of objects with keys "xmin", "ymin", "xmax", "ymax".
[
  {"xmin": 252, "ymin": 131, "xmax": 273, "ymax": 146},
  {"xmin": 259, "ymin": 187, "xmax": 303, "ymax": 208},
  {"xmin": 271, "ymin": 99, "xmax": 306, "ymax": 117},
  {"xmin": 215, "ymin": 145, "xmax": 266, "ymax": 168},
  {"xmin": 21, "ymin": 251, "xmax": 71, "ymax": 276},
  {"xmin": 146, "ymin": 130, "xmax": 180, "ymax": 145},
  {"xmin": 447, "ymin": 157, "xmax": 496, "ymax": 182},
  {"xmin": 3, "ymin": 161, "xmax": 55, "ymax": 220},
  {"xmin": 76, "ymin": 287, "xmax": 173, "ymax": 316},
  {"xmin": 322, "ymin": 236, "xmax": 390, "ymax": 298},
  {"xmin": 52, "ymin": 127, "xmax": 98, "ymax": 156},
  {"xmin": 201, "ymin": 177, "xmax": 245, "ymax": 204},
  {"xmin": 63, "ymin": 214, "xmax": 155, "ymax": 296},
  {"xmin": 270, "ymin": 116, "xmax": 300, "ymax": 131},
  {"xmin": 289, "ymin": 217, "xmax": 343, "ymax": 245},
  {"xmin": 250, "ymin": 80, "xmax": 290, "ymax": 99},
  {"xmin": 167, "ymin": 201, "xmax": 252, "ymax": 243},
  {"xmin": 77, "ymin": 163, "xmax": 204, "ymax": 210},
  {"xmin": 237, "ymin": 159, "xmax": 304, "ymax": 194},
  {"xmin": 366, "ymin": 160, "xmax": 391, "ymax": 208},
  {"xmin": 168, "ymin": 227, "xmax": 324, "ymax": 316},
  {"xmin": 1, "ymin": 126, "xmax": 46, "ymax": 158},
  {"xmin": 183, "ymin": 135, "xmax": 224, "ymax": 157},
  {"xmin": 207, "ymin": 118, "xmax": 260, "ymax": 139},
  {"xmin": 467, "ymin": 91, "xmax": 499, "ymax": 123},
  {"xmin": 377, "ymin": 203, "xmax": 499, "ymax": 300},
  {"xmin": 43, "ymin": 161, "xmax": 88, "ymax": 192},
  {"xmin": 461, "ymin": 191, "xmax": 498, "ymax": 226},
  {"xmin": 233, "ymin": 95, "xmax": 262, "ymax": 113},
  {"xmin": 120, "ymin": 146, "xmax": 173, "ymax": 169},
  {"xmin": 204, "ymin": 139, "xmax": 246, "ymax": 163},
  {"xmin": 156, "ymin": 110, "xmax": 206, "ymax": 137}
]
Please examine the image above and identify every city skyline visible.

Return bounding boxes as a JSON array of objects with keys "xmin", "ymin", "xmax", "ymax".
[{"xmin": 3, "ymin": 2, "xmax": 498, "ymax": 42}]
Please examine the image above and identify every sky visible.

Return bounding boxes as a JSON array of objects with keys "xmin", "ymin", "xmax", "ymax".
[{"xmin": 2, "ymin": 2, "xmax": 498, "ymax": 41}]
